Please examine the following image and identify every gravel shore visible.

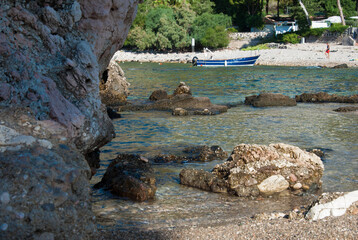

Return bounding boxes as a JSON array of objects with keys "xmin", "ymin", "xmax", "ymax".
[
  {"xmin": 97, "ymin": 214, "xmax": 358, "ymax": 239},
  {"xmin": 113, "ymin": 43, "xmax": 358, "ymax": 67}
]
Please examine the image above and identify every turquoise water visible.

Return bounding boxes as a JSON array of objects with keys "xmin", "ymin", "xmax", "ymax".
[{"xmin": 92, "ymin": 63, "xmax": 358, "ymax": 230}]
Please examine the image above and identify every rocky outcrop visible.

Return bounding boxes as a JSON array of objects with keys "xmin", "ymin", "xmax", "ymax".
[
  {"xmin": 0, "ymin": 114, "xmax": 95, "ymax": 239},
  {"xmin": 149, "ymin": 89, "xmax": 169, "ymax": 101},
  {"xmin": 296, "ymin": 92, "xmax": 358, "ymax": 103},
  {"xmin": 121, "ymin": 82, "xmax": 228, "ymax": 115},
  {"xmin": 0, "ymin": 0, "xmax": 139, "ymax": 238},
  {"xmin": 180, "ymin": 143, "xmax": 324, "ymax": 197},
  {"xmin": 100, "ymin": 60, "xmax": 130, "ymax": 106},
  {"xmin": 94, "ymin": 154, "xmax": 156, "ymax": 202},
  {"xmin": 151, "ymin": 145, "xmax": 228, "ymax": 163},
  {"xmin": 245, "ymin": 93, "xmax": 297, "ymax": 107}
]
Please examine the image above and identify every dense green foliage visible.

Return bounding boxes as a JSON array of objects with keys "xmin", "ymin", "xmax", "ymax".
[
  {"xmin": 125, "ymin": 0, "xmax": 231, "ymax": 51},
  {"xmin": 281, "ymin": 33, "xmax": 301, "ymax": 44},
  {"xmin": 125, "ymin": 0, "xmax": 358, "ymax": 51}
]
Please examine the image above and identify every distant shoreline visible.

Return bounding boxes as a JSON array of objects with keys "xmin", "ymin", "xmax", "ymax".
[{"xmin": 114, "ymin": 43, "xmax": 358, "ymax": 68}]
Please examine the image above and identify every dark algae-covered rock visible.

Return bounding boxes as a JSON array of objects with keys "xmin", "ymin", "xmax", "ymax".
[
  {"xmin": 94, "ymin": 154, "xmax": 156, "ymax": 202},
  {"xmin": 245, "ymin": 93, "xmax": 297, "ymax": 107},
  {"xmin": 180, "ymin": 143, "xmax": 324, "ymax": 197},
  {"xmin": 151, "ymin": 145, "xmax": 228, "ymax": 163},
  {"xmin": 295, "ymin": 92, "xmax": 358, "ymax": 103}
]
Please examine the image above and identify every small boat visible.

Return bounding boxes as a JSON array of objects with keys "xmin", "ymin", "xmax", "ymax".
[{"xmin": 192, "ymin": 55, "xmax": 260, "ymax": 67}]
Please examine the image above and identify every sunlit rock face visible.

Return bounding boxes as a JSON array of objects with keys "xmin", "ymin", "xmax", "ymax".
[
  {"xmin": 180, "ymin": 143, "xmax": 324, "ymax": 197},
  {"xmin": 0, "ymin": 0, "xmax": 139, "ymax": 238}
]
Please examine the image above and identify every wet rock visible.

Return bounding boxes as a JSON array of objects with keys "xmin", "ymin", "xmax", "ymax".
[
  {"xmin": 296, "ymin": 92, "xmax": 358, "ymax": 103},
  {"xmin": 180, "ymin": 143, "xmax": 324, "ymax": 197},
  {"xmin": 306, "ymin": 190, "xmax": 358, "ymax": 221},
  {"xmin": 245, "ymin": 93, "xmax": 297, "ymax": 107},
  {"xmin": 106, "ymin": 107, "xmax": 121, "ymax": 119},
  {"xmin": 100, "ymin": 60, "xmax": 130, "ymax": 106},
  {"xmin": 149, "ymin": 89, "xmax": 169, "ymax": 101},
  {"xmin": 332, "ymin": 63, "xmax": 348, "ymax": 69},
  {"xmin": 173, "ymin": 82, "xmax": 191, "ymax": 96},
  {"xmin": 152, "ymin": 145, "xmax": 228, "ymax": 163},
  {"xmin": 172, "ymin": 108, "xmax": 188, "ymax": 116},
  {"xmin": 94, "ymin": 154, "xmax": 156, "ymax": 202},
  {"xmin": 333, "ymin": 106, "xmax": 358, "ymax": 112},
  {"xmin": 179, "ymin": 169, "xmax": 227, "ymax": 193}
]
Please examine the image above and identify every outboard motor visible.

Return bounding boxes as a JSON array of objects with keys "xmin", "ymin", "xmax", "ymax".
[{"xmin": 192, "ymin": 56, "xmax": 198, "ymax": 66}]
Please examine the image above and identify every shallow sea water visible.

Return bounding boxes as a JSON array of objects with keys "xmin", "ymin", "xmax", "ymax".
[{"xmin": 92, "ymin": 63, "xmax": 358, "ymax": 230}]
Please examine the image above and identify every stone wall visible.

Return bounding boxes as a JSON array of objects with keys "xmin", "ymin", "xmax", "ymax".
[
  {"xmin": 0, "ymin": 0, "xmax": 140, "ymax": 238},
  {"xmin": 230, "ymin": 32, "xmax": 273, "ymax": 41}
]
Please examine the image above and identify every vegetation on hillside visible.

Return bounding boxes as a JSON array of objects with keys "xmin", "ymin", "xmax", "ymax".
[{"xmin": 125, "ymin": 0, "xmax": 358, "ymax": 51}]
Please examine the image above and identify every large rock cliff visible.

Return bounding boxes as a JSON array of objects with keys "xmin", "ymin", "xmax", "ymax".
[{"xmin": 0, "ymin": 0, "xmax": 139, "ymax": 238}]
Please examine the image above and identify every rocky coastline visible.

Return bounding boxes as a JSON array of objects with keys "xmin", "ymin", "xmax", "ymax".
[{"xmin": 1, "ymin": 1, "xmax": 357, "ymax": 240}]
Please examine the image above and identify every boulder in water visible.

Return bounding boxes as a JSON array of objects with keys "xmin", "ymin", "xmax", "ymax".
[
  {"xmin": 180, "ymin": 143, "xmax": 324, "ymax": 197},
  {"xmin": 245, "ymin": 93, "xmax": 297, "ymax": 107},
  {"xmin": 94, "ymin": 154, "xmax": 156, "ymax": 202}
]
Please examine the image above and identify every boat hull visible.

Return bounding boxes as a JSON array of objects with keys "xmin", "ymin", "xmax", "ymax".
[{"xmin": 194, "ymin": 55, "xmax": 260, "ymax": 67}]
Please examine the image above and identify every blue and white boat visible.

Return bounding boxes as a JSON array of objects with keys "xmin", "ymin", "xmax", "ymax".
[{"xmin": 192, "ymin": 55, "xmax": 260, "ymax": 67}]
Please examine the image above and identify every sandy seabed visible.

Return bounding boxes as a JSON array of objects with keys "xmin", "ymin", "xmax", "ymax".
[{"xmin": 113, "ymin": 43, "xmax": 358, "ymax": 68}]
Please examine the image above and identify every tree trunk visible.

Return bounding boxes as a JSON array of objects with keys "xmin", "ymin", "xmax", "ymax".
[
  {"xmin": 298, "ymin": 0, "xmax": 310, "ymax": 26},
  {"xmin": 277, "ymin": 0, "xmax": 280, "ymax": 19},
  {"xmin": 337, "ymin": 0, "xmax": 346, "ymax": 26},
  {"xmin": 266, "ymin": 0, "xmax": 269, "ymax": 15}
]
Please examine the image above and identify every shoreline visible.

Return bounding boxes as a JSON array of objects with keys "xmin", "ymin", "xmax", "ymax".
[{"xmin": 114, "ymin": 43, "xmax": 358, "ymax": 68}]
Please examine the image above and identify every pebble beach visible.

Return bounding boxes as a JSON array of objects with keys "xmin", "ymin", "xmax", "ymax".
[{"xmin": 113, "ymin": 43, "xmax": 358, "ymax": 68}]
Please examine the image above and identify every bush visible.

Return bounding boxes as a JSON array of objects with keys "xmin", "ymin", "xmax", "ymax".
[
  {"xmin": 281, "ymin": 33, "xmax": 300, "ymax": 44},
  {"xmin": 124, "ymin": 26, "xmax": 156, "ymax": 50},
  {"xmin": 200, "ymin": 26, "xmax": 229, "ymax": 48},
  {"xmin": 328, "ymin": 23, "xmax": 349, "ymax": 33},
  {"xmin": 191, "ymin": 12, "xmax": 232, "ymax": 48}
]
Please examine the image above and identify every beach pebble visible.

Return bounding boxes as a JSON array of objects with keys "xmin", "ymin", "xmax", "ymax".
[{"xmin": 0, "ymin": 192, "xmax": 10, "ymax": 204}]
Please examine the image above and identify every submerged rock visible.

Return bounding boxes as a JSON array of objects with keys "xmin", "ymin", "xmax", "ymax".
[
  {"xmin": 94, "ymin": 154, "xmax": 156, "ymax": 202},
  {"xmin": 151, "ymin": 145, "xmax": 228, "ymax": 163},
  {"xmin": 245, "ymin": 93, "xmax": 297, "ymax": 107},
  {"xmin": 295, "ymin": 92, "xmax": 358, "ymax": 103},
  {"xmin": 333, "ymin": 106, "xmax": 358, "ymax": 112},
  {"xmin": 180, "ymin": 143, "xmax": 324, "ymax": 197}
]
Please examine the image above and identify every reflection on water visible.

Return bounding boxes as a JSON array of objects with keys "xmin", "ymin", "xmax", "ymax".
[{"xmin": 92, "ymin": 63, "xmax": 358, "ymax": 230}]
